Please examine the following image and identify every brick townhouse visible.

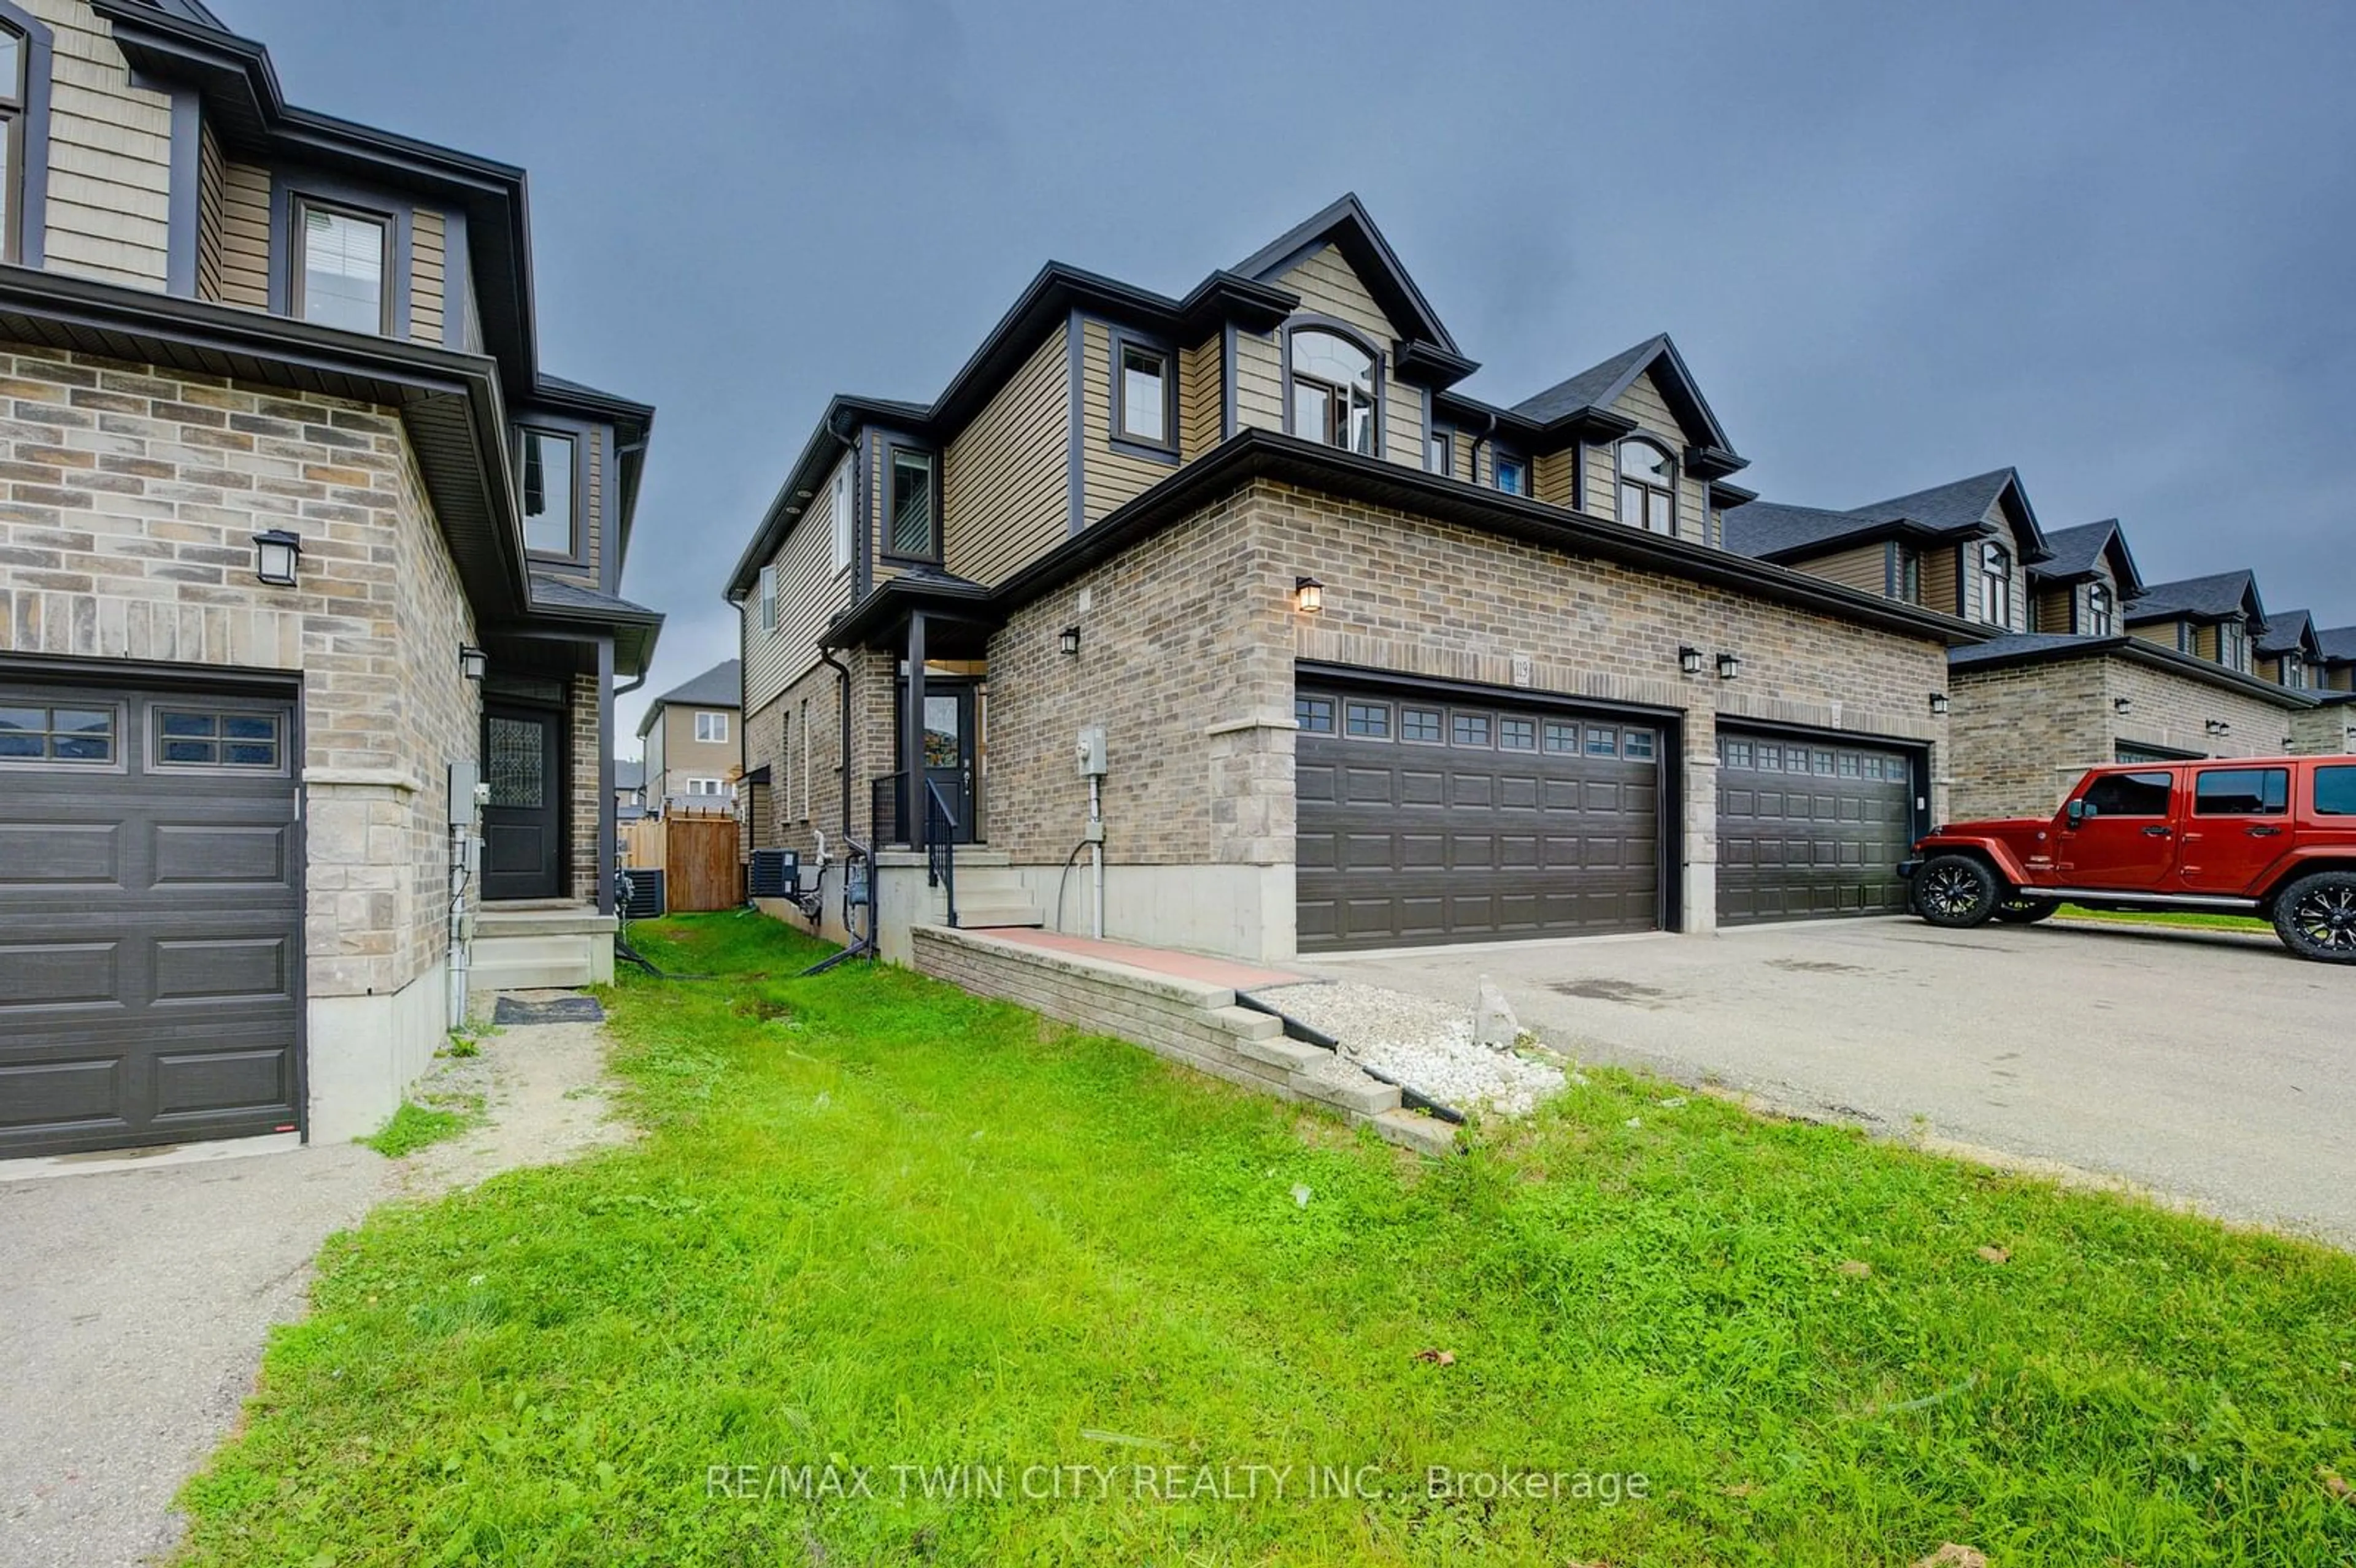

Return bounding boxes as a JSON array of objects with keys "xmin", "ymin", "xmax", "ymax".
[
  {"xmin": 728, "ymin": 194, "xmax": 1984, "ymax": 965},
  {"xmin": 1, "ymin": 0, "xmax": 658, "ymax": 1157}
]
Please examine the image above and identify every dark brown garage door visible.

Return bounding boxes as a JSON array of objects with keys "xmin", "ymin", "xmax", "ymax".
[
  {"xmin": 1715, "ymin": 729, "xmax": 1915, "ymax": 926},
  {"xmin": 1, "ymin": 677, "xmax": 302, "ymax": 1157},
  {"xmin": 1296, "ymin": 682, "xmax": 1663, "ymax": 951}
]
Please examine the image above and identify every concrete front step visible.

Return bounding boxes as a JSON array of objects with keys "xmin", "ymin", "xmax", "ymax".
[
  {"xmin": 475, "ymin": 909, "xmax": 618, "ymax": 940},
  {"xmin": 957, "ymin": 905, "xmax": 1046, "ymax": 929},
  {"xmin": 471, "ymin": 958, "xmax": 595, "ymax": 990}
]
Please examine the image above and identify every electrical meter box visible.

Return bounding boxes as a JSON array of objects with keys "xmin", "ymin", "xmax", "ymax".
[
  {"xmin": 448, "ymin": 761, "xmax": 479, "ymax": 827},
  {"xmin": 1076, "ymin": 725, "xmax": 1108, "ymax": 777}
]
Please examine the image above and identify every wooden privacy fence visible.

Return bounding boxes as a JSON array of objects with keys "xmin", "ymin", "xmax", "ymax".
[{"xmin": 620, "ymin": 806, "xmax": 743, "ymax": 912}]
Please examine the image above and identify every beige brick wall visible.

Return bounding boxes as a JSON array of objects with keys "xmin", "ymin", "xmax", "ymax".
[
  {"xmin": 742, "ymin": 647, "xmax": 893, "ymax": 859},
  {"xmin": 568, "ymin": 671, "xmax": 601, "ymax": 904},
  {"xmin": 978, "ymin": 479, "xmax": 1952, "ymax": 884},
  {"xmin": 0, "ymin": 344, "xmax": 479, "ymax": 999},
  {"xmin": 1949, "ymin": 653, "xmax": 2313, "ymax": 820}
]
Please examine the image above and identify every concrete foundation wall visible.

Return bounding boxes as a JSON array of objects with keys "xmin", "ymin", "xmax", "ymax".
[{"xmin": 306, "ymin": 960, "xmax": 446, "ymax": 1143}]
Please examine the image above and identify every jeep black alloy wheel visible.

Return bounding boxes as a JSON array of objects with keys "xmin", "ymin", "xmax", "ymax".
[
  {"xmin": 1914, "ymin": 854, "xmax": 1998, "ymax": 929},
  {"xmin": 2273, "ymin": 870, "xmax": 2356, "ymax": 964}
]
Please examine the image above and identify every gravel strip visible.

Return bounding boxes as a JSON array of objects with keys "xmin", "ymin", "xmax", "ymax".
[{"xmin": 1252, "ymin": 980, "xmax": 1566, "ymax": 1116}]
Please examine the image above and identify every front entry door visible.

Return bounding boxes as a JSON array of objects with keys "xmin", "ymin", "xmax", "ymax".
[
  {"xmin": 898, "ymin": 682, "xmax": 977, "ymax": 843},
  {"xmin": 483, "ymin": 705, "xmax": 563, "ymax": 899}
]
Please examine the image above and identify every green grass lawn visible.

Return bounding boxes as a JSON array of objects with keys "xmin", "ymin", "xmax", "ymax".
[
  {"xmin": 179, "ymin": 915, "xmax": 2356, "ymax": 1566},
  {"xmin": 2057, "ymin": 904, "xmax": 2275, "ymax": 934}
]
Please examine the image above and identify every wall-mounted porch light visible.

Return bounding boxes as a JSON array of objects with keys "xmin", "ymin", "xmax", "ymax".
[
  {"xmin": 1715, "ymin": 651, "xmax": 1742, "ymax": 680},
  {"xmin": 2206, "ymin": 718, "xmax": 2231, "ymax": 737},
  {"xmin": 1928, "ymin": 691, "xmax": 1950, "ymax": 717},
  {"xmin": 1678, "ymin": 645, "xmax": 1704, "ymax": 677},
  {"xmin": 252, "ymin": 529, "xmax": 301, "ymax": 587},
  {"xmin": 2113, "ymin": 696, "xmax": 2133, "ymax": 715},
  {"xmin": 1294, "ymin": 576, "xmax": 1325, "ymax": 613},
  {"xmin": 460, "ymin": 645, "xmax": 488, "ymax": 682},
  {"xmin": 1058, "ymin": 625, "xmax": 1082, "ymax": 657}
]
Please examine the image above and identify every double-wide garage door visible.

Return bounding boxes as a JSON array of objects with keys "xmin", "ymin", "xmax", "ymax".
[
  {"xmin": 1296, "ymin": 683, "xmax": 1663, "ymax": 951},
  {"xmin": 1, "ymin": 677, "xmax": 302, "ymax": 1156},
  {"xmin": 1715, "ymin": 729, "xmax": 1917, "ymax": 924}
]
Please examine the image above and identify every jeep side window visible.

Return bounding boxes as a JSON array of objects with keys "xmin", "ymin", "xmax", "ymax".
[
  {"xmin": 2080, "ymin": 771, "xmax": 2172, "ymax": 818},
  {"xmin": 2192, "ymin": 768, "xmax": 2288, "ymax": 817},
  {"xmin": 2316, "ymin": 766, "xmax": 2356, "ymax": 817}
]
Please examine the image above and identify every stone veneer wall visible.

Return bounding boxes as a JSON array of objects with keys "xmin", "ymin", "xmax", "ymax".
[
  {"xmin": 0, "ymin": 344, "xmax": 479, "ymax": 1004},
  {"xmin": 2292, "ymin": 702, "xmax": 2356, "ymax": 756}
]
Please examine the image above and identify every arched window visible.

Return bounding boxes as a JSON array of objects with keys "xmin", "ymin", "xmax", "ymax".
[
  {"xmin": 0, "ymin": 23, "xmax": 25, "ymax": 262},
  {"xmin": 1617, "ymin": 439, "xmax": 1676, "ymax": 534},
  {"xmin": 2085, "ymin": 581, "xmax": 2114, "ymax": 636},
  {"xmin": 1288, "ymin": 326, "xmax": 1376, "ymax": 455}
]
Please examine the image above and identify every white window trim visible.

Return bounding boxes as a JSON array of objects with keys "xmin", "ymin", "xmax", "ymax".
[
  {"xmin": 831, "ymin": 461, "xmax": 855, "ymax": 575},
  {"xmin": 684, "ymin": 776, "xmax": 730, "ymax": 797},
  {"xmin": 695, "ymin": 711, "xmax": 730, "ymax": 744}
]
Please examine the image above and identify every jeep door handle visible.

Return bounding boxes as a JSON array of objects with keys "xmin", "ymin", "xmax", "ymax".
[
  {"xmin": 2247, "ymin": 826, "xmax": 2283, "ymax": 837},
  {"xmin": 2141, "ymin": 826, "xmax": 2173, "ymax": 838}
]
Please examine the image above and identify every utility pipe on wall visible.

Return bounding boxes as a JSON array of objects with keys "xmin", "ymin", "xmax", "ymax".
[{"xmin": 1089, "ymin": 774, "xmax": 1104, "ymax": 940}]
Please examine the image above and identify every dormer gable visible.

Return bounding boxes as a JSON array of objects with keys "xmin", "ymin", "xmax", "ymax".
[{"xmin": 1234, "ymin": 192, "xmax": 1463, "ymax": 361}]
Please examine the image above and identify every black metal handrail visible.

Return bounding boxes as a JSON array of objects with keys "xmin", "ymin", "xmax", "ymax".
[
  {"xmin": 870, "ymin": 774, "xmax": 906, "ymax": 847},
  {"xmin": 924, "ymin": 778, "xmax": 958, "ymax": 928}
]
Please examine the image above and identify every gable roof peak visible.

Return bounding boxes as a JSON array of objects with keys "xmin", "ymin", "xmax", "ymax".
[
  {"xmin": 1232, "ymin": 192, "xmax": 1461, "ymax": 357},
  {"xmin": 1507, "ymin": 332, "xmax": 1737, "ymax": 458}
]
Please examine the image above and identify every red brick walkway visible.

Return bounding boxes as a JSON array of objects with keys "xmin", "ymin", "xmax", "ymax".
[{"xmin": 978, "ymin": 928, "xmax": 1306, "ymax": 991}]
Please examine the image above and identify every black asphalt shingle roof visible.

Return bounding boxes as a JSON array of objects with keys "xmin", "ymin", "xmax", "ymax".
[
  {"xmin": 1511, "ymin": 336, "xmax": 1666, "ymax": 425},
  {"xmin": 2257, "ymin": 608, "xmax": 2316, "ymax": 658},
  {"xmin": 2317, "ymin": 626, "xmax": 2356, "ymax": 663},
  {"xmin": 1720, "ymin": 500, "xmax": 1894, "ymax": 560},
  {"xmin": 1948, "ymin": 632, "xmax": 2105, "ymax": 669},
  {"xmin": 647, "ymin": 658, "xmax": 741, "ymax": 712},
  {"xmin": 1845, "ymin": 468, "xmax": 2022, "ymax": 534},
  {"xmin": 2125, "ymin": 571, "xmax": 2262, "ymax": 625}
]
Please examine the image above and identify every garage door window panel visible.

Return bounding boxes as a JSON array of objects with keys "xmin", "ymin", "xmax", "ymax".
[
  {"xmin": 1544, "ymin": 721, "xmax": 1579, "ymax": 753},
  {"xmin": 1345, "ymin": 701, "xmax": 1390, "ymax": 739},
  {"xmin": 0, "ymin": 702, "xmax": 118, "ymax": 766},
  {"xmin": 155, "ymin": 709, "xmax": 285, "ymax": 772},
  {"xmin": 1452, "ymin": 712, "xmax": 1492, "ymax": 748},
  {"xmin": 1402, "ymin": 707, "xmax": 1443, "ymax": 744},
  {"xmin": 1295, "ymin": 694, "xmax": 1335, "ymax": 734}
]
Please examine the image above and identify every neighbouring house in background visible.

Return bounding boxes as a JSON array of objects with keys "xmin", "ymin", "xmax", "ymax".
[
  {"xmin": 2255, "ymin": 607, "xmax": 2323, "ymax": 691},
  {"xmin": 636, "ymin": 658, "xmax": 740, "ymax": 807},
  {"xmin": 726, "ymin": 193, "xmax": 1984, "ymax": 966},
  {"xmin": 0, "ymin": 0, "xmax": 659, "ymax": 1159},
  {"xmin": 614, "ymin": 757, "xmax": 648, "ymax": 820}
]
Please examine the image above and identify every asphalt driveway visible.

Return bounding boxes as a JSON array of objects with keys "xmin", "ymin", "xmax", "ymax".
[
  {"xmin": 0, "ymin": 1145, "xmax": 386, "ymax": 1568},
  {"xmin": 1311, "ymin": 917, "xmax": 2356, "ymax": 1247}
]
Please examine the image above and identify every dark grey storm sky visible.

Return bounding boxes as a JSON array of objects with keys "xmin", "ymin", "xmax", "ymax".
[{"xmin": 221, "ymin": 0, "xmax": 2356, "ymax": 744}]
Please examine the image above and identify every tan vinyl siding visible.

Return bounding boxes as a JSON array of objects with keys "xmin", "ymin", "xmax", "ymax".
[
  {"xmin": 1232, "ymin": 328, "xmax": 1283, "ymax": 431},
  {"xmin": 194, "ymin": 114, "xmax": 223, "ymax": 302},
  {"xmin": 2034, "ymin": 585, "xmax": 2074, "ymax": 634},
  {"xmin": 745, "ymin": 451, "xmax": 857, "ymax": 715},
  {"xmin": 1796, "ymin": 541, "xmax": 1890, "ymax": 597},
  {"xmin": 410, "ymin": 207, "xmax": 446, "ymax": 346},
  {"xmin": 1251, "ymin": 244, "xmax": 1423, "ymax": 467},
  {"xmin": 1580, "ymin": 440, "xmax": 1615, "ymax": 515},
  {"xmin": 217, "ymin": 159, "xmax": 271, "ymax": 309},
  {"xmin": 1922, "ymin": 544, "xmax": 1961, "ymax": 618},
  {"xmin": 1080, "ymin": 317, "xmax": 1176, "ymax": 524},
  {"xmin": 1179, "ymin": 334, "xmax": 1220, "ymax": 458},
  {"xmin": 34, "ymin": 0, "xmax": 173, "ymax": 288},
  {"xmin": 943, "ymin": 321, "xmax": 1069, "ymax": 585},
  {"xmin": 1607, "ymin": 371, "xmax": 1707, "ymax": 544},
  {"xmin": 1532, "ymin": 447, "xmax": 1576, "ymax": 510},
  {"xmin": 2193, "ymin": 623, "xmax": 2219, "ymax": 662},
  {"xmin": 2130, "ymin": 620, "xmax": 2181, "ymax": 650}
]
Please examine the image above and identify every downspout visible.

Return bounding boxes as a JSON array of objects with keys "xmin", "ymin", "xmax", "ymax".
[{"xmin": 1466, "ymin": 408, "xmax": 1498, "ymax": 487}]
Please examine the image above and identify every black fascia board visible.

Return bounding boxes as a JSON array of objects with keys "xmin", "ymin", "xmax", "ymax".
[
  {"xmin": 1953, "ymin": 634, "xmax": 2316, "ymax": 708},
  {"xmin": 0, "ymin": 261, "xmax": 533, "ymax": 620},
  {"xmin": 93, "ymin": 0, "xmax": 541, "ymax": 394},
  {"xmin": 991, "ymin": 429, "xmax": 1989, "ymax": 647},
  {"xmin": 1392, "ymin": 338, "xmax": 1480, "ymax": 390},
  {"xmin": 820, "ymin": 573, "xmax": 999, "ymax": 651}
]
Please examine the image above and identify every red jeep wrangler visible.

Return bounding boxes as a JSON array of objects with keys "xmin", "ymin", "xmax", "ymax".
[{"xmin": 1901, "ymin": 755, "xmax": 2356, "ymax": 963}]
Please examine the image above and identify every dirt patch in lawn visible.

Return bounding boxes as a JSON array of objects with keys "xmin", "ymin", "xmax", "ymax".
[{"xmin": 395, "ymin": 992, "xmax": 634, "ymax": 1196}]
